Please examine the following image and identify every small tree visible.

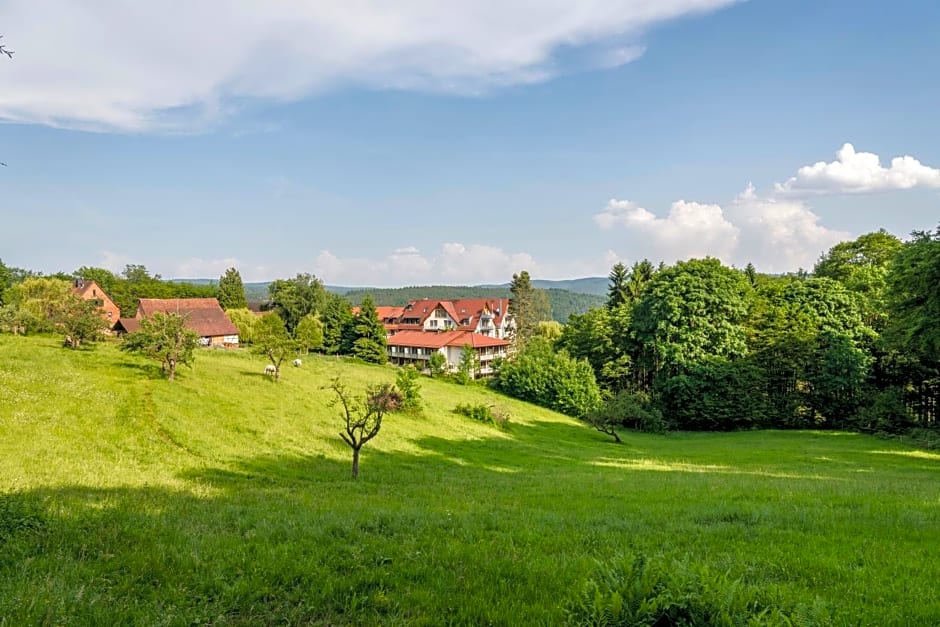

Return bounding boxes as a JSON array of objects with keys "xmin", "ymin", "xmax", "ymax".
[
  {"xmin": 295, "ymin": 313, "xmax": 324, "ymax": 355},
  {"xmin": 121, "ymin": 312, "xmax": 199, "ymax": 381},
  {"xmin": 455, "ymin": 343, "xmax": 479, "ymax": 384},
  {"xmin": 395, "ymin": 365, "xmax": 423, "ymax": 413},
  {"xmin": 226, "ymin": 308, "xmax": 258, "ymax": 344},
  {"xmin": 428, "ymin": 351, "xmax": 447, "ymax": 377},
  {"xmin": 253, "ymin": 313, "xmax": 296, "ymax": 382},
  {"xmin": 58, "ymin": 296, "xmax": 109, "ymax": 348},
  {"xmin": 328, "ymin": 378, "xmax": 402, "ymax": 479}
]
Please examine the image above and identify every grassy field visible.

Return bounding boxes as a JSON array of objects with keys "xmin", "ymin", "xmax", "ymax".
[{"xmin": 1, "ymin": 335, "xmax": 938, "ymax": 625}]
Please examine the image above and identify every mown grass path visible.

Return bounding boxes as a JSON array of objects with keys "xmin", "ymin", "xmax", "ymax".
[{"xmin": 1, "ymin": 336, "xmax": 938, "ymax": 624}]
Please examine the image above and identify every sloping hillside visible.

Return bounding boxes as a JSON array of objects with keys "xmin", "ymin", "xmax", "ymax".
[{"xmin": 1, "ymin": 335, "xmax": 938, "ymax": 624}]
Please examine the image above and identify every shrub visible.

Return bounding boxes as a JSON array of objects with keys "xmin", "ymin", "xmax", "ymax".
[
  {"xmin": 566, "ymin": 552, "xmax": 830, "ymax": 626},
  {"xmin": 395, "ymin": 365, "xmax": 423, "ymax": 413},
  {"xmin": 586, "ymin": 391, "xmax": 666, "ymax": 441},
  {"xmin": 853, "ymin": 387, "xmax": 912, "ymax": 434},
  {"xmin": 453, "ymin": 403, "xmax": 510, "ymax": 429},
  {"xmin": 657, "ymin": 358, "xmax": 768, "ymax": 431}
]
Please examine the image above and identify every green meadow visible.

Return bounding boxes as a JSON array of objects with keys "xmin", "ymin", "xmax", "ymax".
[{"xmin": 1, "ymin": 335, "xmax": 938, "ymax": 625}]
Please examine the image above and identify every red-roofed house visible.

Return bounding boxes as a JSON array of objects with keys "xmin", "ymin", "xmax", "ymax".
[
  {"xmin": 114, "ymin": 298, "xmax": 240, "ymax": 347},
  {"xmin": 387, "ymin": 329, "xmax": 510, "ymax": 377},
  {"xmin": 71, "ymin": 279, "xmax": 120, "ymax": 329},
  {"xmin": 383, "ymin": 298, "xmax": 514, "ymax": 339}
]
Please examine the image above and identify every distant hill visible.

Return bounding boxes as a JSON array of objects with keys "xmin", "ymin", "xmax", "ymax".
[
  {"xmin": 343, "ymin": 285, "xmax": 604, "ymax": 323},
  {"xmin": 175, "ymin": 277, "xmax": 608, "ymax": 321},
  {"xmin": 477, "ymin": 277, "xmax": 608, "ymax": 296}
]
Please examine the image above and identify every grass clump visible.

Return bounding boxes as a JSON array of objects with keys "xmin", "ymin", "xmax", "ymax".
[
  {"xmin": 453, "ymin": 402, "xmax": 511, "ymax": 429},
  {"xmin": 567, "ymin": 552, "xmax": 830, "ymax": 626}
]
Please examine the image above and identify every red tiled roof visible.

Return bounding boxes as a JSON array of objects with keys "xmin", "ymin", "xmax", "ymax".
[
  {"xmin": 387, "ymin": 330, "xmax": 510, "ymax": 349},
  {"xmin": 387, "ymin": 297, "xmax": 509, "ymax": 332},
  {"xmin": 114, "ymin": 317, "xmax": 141, "ymax": 334},
  {"xmin": 136, "ymin": 298, "xmax": 239, "ymax": 337}
]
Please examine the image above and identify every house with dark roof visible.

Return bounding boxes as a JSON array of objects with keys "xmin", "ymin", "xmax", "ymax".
[
  {"xmin": 114, "ymin": 298, "xmax": 240, "ymax": 347},
  {"xmin": 71, "ymin": 279, "xmax": 120, "ymax": 329},
  {"xmin": 387, "ymin": 329, "xmax": 510, "ymax": 378}
]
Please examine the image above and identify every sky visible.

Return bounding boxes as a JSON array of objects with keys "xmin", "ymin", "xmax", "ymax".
[{"xmin": 1, "ymin": 0, "xmax": 938, "ymax": 286}]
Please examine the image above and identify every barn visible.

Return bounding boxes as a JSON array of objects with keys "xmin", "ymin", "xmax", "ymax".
[{"xmin": 114, "ymin": 298, "xmax": 240, "ymax": 347}]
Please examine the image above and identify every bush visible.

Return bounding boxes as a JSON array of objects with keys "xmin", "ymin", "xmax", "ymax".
[
  {"xmin": 566, "ymin": 552, "xmax": 830, "ymax": 626},
  {"xmin": 395, "ymin": 365, "xmax": 422, "ymax": 413},
  {"xmin": 586, "ymin": 391, "xmax": 666, "ymax": 441},
  {"xmin": 453, "ymin": 403, "xmax": 510, "ymax": 429}
]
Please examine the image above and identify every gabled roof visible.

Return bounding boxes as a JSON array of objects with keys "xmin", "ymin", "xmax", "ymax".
[
  {"xmin": 135, "ymin": 298, "xmax": 239, "ymax": 337},
  {"xmin": 387, "ymin": 330, "xmax": 510, "ymax": 349},
  {"xmin": 114, "ymin": 317, "xmax": 141, "ymax": 334},
  {"xmin": 388, "ymin": 297, "xmax": 509, "ymax": 332}
]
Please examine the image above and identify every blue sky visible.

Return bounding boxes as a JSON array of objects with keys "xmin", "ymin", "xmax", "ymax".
[{"xmin": 1, "ymin": 0, "xmax": 938, "ymax": 285}]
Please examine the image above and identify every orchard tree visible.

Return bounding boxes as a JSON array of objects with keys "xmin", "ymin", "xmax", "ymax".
[
  {"xmin": 328, "ymin": 378, "xmax": 402, "ymax": 479},
  {"xmin": 253, "ymin": 313, "xmax": 296, "ymax": 381},
  {"xmin": 121, "ymin": 312, "xmax": 199, "ymax": 381},
  {"xmin": 6, "ymin": 277, "xmax": 73, "ymax": 332},
  {"xmin": 58, "ymin": 296, "xmax": 109, "ymax": 348},
  {"xmin": 217, "ymin": 267, "xmax": 248, "ymax": 311}
]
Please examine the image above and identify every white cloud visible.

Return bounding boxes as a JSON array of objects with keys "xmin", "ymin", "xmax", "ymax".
[
  {"xmin": 775, "ymin": 143, "xmax": 940, "ymax": 195},
  {"xmin": 595, "ymin": 198, "xmax": 740, "ymax": 263},
  {"xmin": 0, "ymin": 0, "xmax": 739, "ymax": 131},
  {"xmin": 594, "ymin": 185, "xmax": 849, "ymax": 272},
  {"xmin": 314, "ymin": 243, "xmax": 540, "ymax": 286},
  {"xmin": 728, "ymin": 184, "xmax": 850, "ymax": 272}
]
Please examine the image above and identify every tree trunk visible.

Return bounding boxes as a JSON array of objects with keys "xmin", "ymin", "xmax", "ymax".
[
  {"xmin": 168, "ymin": 358, "xmax": 176, "ymax": 381},
  {"xmin": 351, "ymin": 446, "xmax": 360, "ymax": 479}
]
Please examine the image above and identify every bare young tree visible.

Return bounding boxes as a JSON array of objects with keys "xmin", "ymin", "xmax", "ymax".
[
  {"xmin": 328, "ymin": 378, "xmax": 402, "ymax": 479},
  {"xmin": 0, "ymin": 35, "xmax": 12, "ymax": 59}
]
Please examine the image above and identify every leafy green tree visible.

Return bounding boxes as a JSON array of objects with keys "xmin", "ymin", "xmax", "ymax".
[
  {"xmin": 0, "ymin": 258, "xmax": 12, "ymax": 305},
  {"xmin": 509, "ymin": 270, "xmax": 551, "ymax": 346},
  {"xmin": 217, "ymin": 267, "xmax": 248, "ymax": 311},
  {"xmin": 428, "ymin": 351, "xmax": 447, "ymax": 377},
  {"xmin": 268, "ymin": 273, "xmax": 327, "ymax": 334},
  {"xmin": 657, "ymin": 358, "xmax": 768, "ymax": 431},
  {"xmin": 585, "ymin": 391, "xmax": 665, "ymax": 441},
  {"xmin": 536, "ymin": 320, "xmax": 563, "ymax": 342},
  {"xmin": 295, "ymin": 313, "xmax": 324, "ymax": 355},
  {"xmin": 6, "ymin": 277, "xmax": 73, "ymax": 332},
  {"xmin": 122, "ymin": 264, "xmax": 159, "ymax": 282},
  {"xmin": 225, "ymin": 308, "xmax": 258, "ymax": 345},
  {"xmin": 606, "ymin": 262, "xmax": 630, "ymax": 309},
  {"xmin": 58, "ymin": 296, "xmax": 109, "ymax": 348},
  {"xmin": 496, "ymin": 336, "xmax": 601, "ymax": 417},
  {"xmin": 328, "ymin": 378, "xmax": 402, "ymax": 479},
  {"xmin": 72, "ymin": 267, "xmax": 118, "ymax": 293},
  {"xmin": 805, "ymin": 331, "xmax": 871, "ymax": 428},
  {"xmin": 814, "ymin": 230, "xmax": 902, "ymax": 329},
  {"xmin": 557, "ymin": 304, "xmax": 635, "ymax": 392},
  {"xmin": 253, "ymin": 313, "xmax": 296, "ymax": 382},
  {"xmin": 349, "ymin": 295, "xmax": 387, "ymax": 364},
  {"xmin": 121, "ymin": 312, "xmax": 199, "ymax": 381},
  {"xmin": 321, "ymin": 292, "xmax": 354, "ymax": 354},
  {"xmin": 454, "ymin": 344, "xmax": 479, "ymax": 384},
  {"xmin": 395, "ymin": 365, "xmax": 423, "ymax": 413},
  {"xmin": 631, "ymin": 258, "xmax": 752, "ymax": 380},
  {"xmin": 884, "ymin": 228, "xmax": 940, "ymax": 362}
]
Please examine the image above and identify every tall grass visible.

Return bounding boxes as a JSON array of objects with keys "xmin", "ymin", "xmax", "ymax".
[{"xmin": 1, "ymin": 335, "xmax": 938, "ymax": 624}]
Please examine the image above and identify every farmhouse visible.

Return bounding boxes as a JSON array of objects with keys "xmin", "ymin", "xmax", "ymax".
[
  {"xmin": 71, "ymin": 279, "xmax": 120, "ymax": 328},
  {"xmin": 381, "ymin": 298, "xmax": 514, "ymax": 339},
  {"xmin": 115, "ymin": 298, "xmax": 240, "ymax": 347},
  {"xmin": 387, "ymin": 329, "xmax": 510, "ymax": 378}
]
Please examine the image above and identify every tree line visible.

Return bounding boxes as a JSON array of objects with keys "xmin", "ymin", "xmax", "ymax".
[{"xmin": 492, "ymin": 228, "xmax": 939, "ymax": 440}]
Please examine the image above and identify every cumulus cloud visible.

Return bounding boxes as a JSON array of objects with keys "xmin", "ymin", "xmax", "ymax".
[
  {"xmin": 595, "ymin": 198, "xmax": 740, "ymax": 262},
  {"xmin": 594, "ymin": 185, "xmax": 849, "ymax": 272},
  {"xmin": 775, "ymin": 143, "xmax": 940, "ymax": 195},
  {"xmin": 0, "ymin": 0, "xmax": 739, "ymax": 131},
  {"xmin": 314, "ymin": 243, "xmax": 540, "ymax": 286}
]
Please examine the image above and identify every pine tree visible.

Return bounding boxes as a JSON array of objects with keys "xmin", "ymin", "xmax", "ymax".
[
  {"xmin": 350, "ymin": 295, "xmax": 387, "ymax": 364},
  {"xmin": 607, "ymin": 262, "xmax": 629, "ymax": 309},
  {"xmin": 217, "ymin": 267, "xmax": 248, "ymax": 311}
]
